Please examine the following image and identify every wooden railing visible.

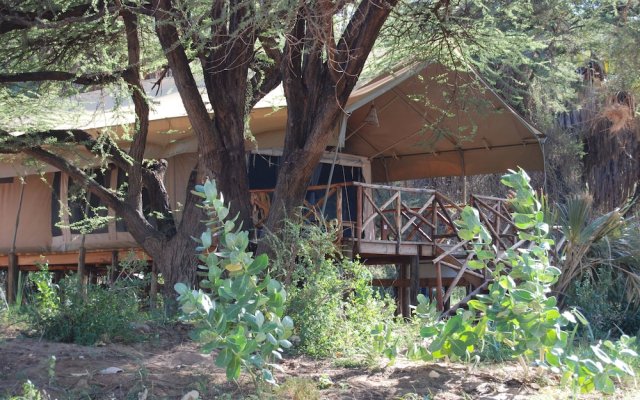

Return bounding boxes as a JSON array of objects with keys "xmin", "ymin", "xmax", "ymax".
[
  {"xmin": 249, "ymin": 182, "xmax": 516, "ymax": 253},
  {"xmin": 469, "ymin": 195, "xmax": 519, "ymax": 250},
  {"xmin": 249, "ymin": 181, "xmax": 521, "ymax": 312},
  {"xmin": 353, "ymin": 182, "xmax": 464, "ymax": 245},
  {"xmin": 249, "ymin": 182, "xmax": 355, "ymax": 238}
]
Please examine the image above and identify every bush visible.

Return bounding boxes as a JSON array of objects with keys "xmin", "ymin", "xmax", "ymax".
[
  {"xmin": 568, "ymin": 269, "xmax": 640, "ymax": 339},
  {"xmin": 270, "ymin": 220, "xmax": 396, "ymax": 358},
  {"xmin": 408, "ymin": 169, "xmax": 637, "ymax": 395},
  {"xmin": 176, "ymin": 179, "xmax": 293, "ymax": 385},
  {"xmin": 25, "ymin": 267, "xmax": 142, "ymax": 345}
]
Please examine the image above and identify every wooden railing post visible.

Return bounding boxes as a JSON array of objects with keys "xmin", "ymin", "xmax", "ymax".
[
  {"xmin": 395, "ymin": 190, "xmax": 402, "ymax": 252},
  {"xmin": 336, "ymin": 186, "xmax": 343, "ymax": 240},
  {"xmin": 410, "ymin": 255, "xmax": 420, "ymax": 308},
  {"xmin": 356, "ymin": 185, "xmax": 362, "ymax": 240}
]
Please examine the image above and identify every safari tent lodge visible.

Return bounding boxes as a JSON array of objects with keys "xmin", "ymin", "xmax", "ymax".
[{"xmin": 0, "ymin": 63, "xmax": 544, "ymax": 314}]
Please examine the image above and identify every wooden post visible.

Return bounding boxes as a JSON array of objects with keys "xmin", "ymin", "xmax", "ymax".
[
  {"xmin": 398, "ymin": 264, "xmax": 410, "ymax": 319},
  {"xmin": 435, "ymin": 261, "xmax": 444, "ymax": 311},
  {"xmin": 8, "ymin": 180, "xmax": 25, "ymax": 304},
  {"xmin": 78, "ymin": 246, "xmax": 87, "ymax": 295},
  {"xmin": 395, "ymin": 191, "xmax": 402, "ymax": 253},
  {"xmin": 109, "ymin": 250, "xmax": 119, "ymax": 285},
  {"xmin": 6, "ymin": 252, "xmax": 18, "ymax": 304},
  {"xmin": 78, "ymin": 193, "xmax": 90, "ymax": 295},
  {"xmin": 150, "ymin": 261, "xmax": 158, "ymax": 310},
  {"xmin": 356, "ymin": 185, "xmax": 362, "ymax": 240},
  {"xmin": 410, "ymin": 256, "xmax": 420, "ymax": 309},
  {"xmin": 336, "ymin": 186, "xmax": 343, "ymax": 240}
]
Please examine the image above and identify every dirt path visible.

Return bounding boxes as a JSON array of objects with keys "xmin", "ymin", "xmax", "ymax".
[{"xmin": 0, "ymin": 324, "xmax": 603, "ymax": 399}]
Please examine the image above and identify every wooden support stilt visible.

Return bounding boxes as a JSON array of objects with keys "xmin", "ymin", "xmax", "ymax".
[
  {"xmin": 6, "ymin": 252, "xmax": 18, "ymax": 304},
  {"xmin": 399, "ymin": 264, "xmax": 411, "ymax": 318},
  {"xmin": 90, "ymin": 267, "xmax": 98, "ymax": 284},
  {"xmin": 410, "ymin": 256, "xmax": 420, "ymax": 308},
  {"xmin": 8, "ymin": 181, "xmax": 25, "ymax": 305},
  {"xmin": 444, "ymin": 286, "xmax": 451, "ymax": 310},
  {"xmin": 150, "ymin": 261, "xmax": 158, "ymax": 310},
  {"xmin": 110, "ymin": 250, "xmax": 119, "ymax": 286},
  {"xmin": 78, "ymin": 246, "xmax": 87, "ymax": 296},
  {"xmin": 435, "ymin": 261, "xmax": 444, "ymax": 311}
]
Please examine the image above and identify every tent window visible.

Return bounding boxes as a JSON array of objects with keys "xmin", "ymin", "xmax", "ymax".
[
  {"xmin": 67, "ymin": 170, "xmax": 111, "ymax": 234},
  {"xmin": 51, "ymin": 172, "xmax": 62, "ymax": 237},
  {"xmin": 0, "ymin": 177, "xmax": 13, "ymax": 184},
  {"xmin": 115, "ymin": 168, "xmax": 154, "ymax": 232}
]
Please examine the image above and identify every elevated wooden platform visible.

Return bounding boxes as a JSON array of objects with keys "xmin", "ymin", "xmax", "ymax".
[{"xmin": 3, "ymin": 182, "xmax": 519, "ymax": 313}]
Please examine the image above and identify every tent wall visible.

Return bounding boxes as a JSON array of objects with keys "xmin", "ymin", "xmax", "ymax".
[
  {"xmin": 0, "ymin": 174, "xmax": 53, "ymax": 253},
  {"xmin": 0, "ymin": 150, "xmax": 369, "ymax": 254},
  {"xmin": 166, "ymin": 152, "xmax": 198, "ymax": 225}
]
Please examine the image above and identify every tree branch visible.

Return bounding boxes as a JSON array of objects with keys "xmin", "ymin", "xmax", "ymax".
[
  {"xmin": 335, "ymin": 0, "xmax": 399, "ymax": 96},
  {"xmin": 0, "ymin": 70, "xmax": 129, "ymax": 85},
  {"xmin": 0, "ymin": 1, "xmax": 108, "ymax": 34},
  {"xmin": 21, "ymin": 146, "xmax": 164, "ymax": 251}
]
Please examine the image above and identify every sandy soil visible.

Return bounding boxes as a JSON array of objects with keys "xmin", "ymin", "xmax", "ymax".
[{"xmin": 0, "ymin": 323, "xmax": 618, "ymax": 400}]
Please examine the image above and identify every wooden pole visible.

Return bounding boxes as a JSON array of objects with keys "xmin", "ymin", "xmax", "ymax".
[
  {"xmin": 356, "ymin": 185, "xmax": 362, "ymax": 240},
  {"xmin": 6, "ymin": 253, "xmax": 18, "ymax": 304},
  {"xmin": 7, "ymin": 180, "xmax": 25, "ymax": 304},
  {"xmin": 77, "ymin": 193, "xmax": 91, "ymax": 296},
  {"xmin": 399, "ymin": 264, "xmax": 410, "ymax": 319},
  {"xmin": 410, "ymin": 255, "xmax": 420, "ymax": 308},
  {"xmin": 435, "ymin": 261, "xmax": 444, "ymax": 311},
  {"xmin": 109, "ymin": 250, "xmax": 119, "ymax": 286}
]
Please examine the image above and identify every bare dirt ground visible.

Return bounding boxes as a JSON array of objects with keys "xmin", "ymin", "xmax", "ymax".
[{"xmin": 0, "ymin": 323, "xmax": 635, "ymax": 400}]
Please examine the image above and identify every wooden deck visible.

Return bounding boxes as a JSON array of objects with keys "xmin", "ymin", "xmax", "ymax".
[
  {"xmin": 2, "ymin": 182, "xmax": 520, "ymax": 313},
  {"xmin": 250, "ymin": 181, "xmax": 520, "ymax": 314}
]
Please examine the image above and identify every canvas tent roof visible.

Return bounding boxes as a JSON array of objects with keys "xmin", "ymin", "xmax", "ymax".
[
  {"xmin": 4, "ymin": 62, "xmax": 544, "ymax": 181},
  {"xmin": 342, "ymin": 63, "xmax": 544, "ymax": 182}
]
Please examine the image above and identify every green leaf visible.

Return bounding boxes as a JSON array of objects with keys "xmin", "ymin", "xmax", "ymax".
[
  {"xmin": 467, "ymin": 260, "xmax": 486, "ymax": 270},
  {"xmin": 467, "ymin": 300, "xmax": 487, "ymax": 312},
  {"xmin": 511, "ymin": 289, "xmax": 534, "ymax": 302},
  {"xmin": 247, "ymin": 254, "xmax": 269, "ymax": 275},
  {"xmin": 254, "ymin": 311, "xmax": 264, "ymax": 328},
  {"xmin": 174, "ymin": 282, "xmax": 188, "ymax": 295},
  {"xmin": 216, "ymin": 348, "xmax": 232, "ymax": 368},
  {"xmin": 420, "ymin": 326, "xmax": 439, "ymax": 338},
  {"xmin": 226, "ymin": 355, "xmax": 242, "ymax": 381},
  {"xmin": 590, "ymin": 345, "xmax": 612, "ymax": 365},
  {"xmin": 282, "ymin": 316, "xmax": 294, "ymax": 331},
  {"xmin": 513, "ymin": 213, "xmax": 536, "ymax": 229},
  {"xmin": 458, "ymin": 228, "xmax": 475, "ymax": 241},
  {"xmin": 201, "ymin": 230, "xmax": 212, "ymax": 249}
]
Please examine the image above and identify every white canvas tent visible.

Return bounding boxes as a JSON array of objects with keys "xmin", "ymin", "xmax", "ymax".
[{"xmin": 0, "ymin": 62, "xmax": 544, "ymax": 256}]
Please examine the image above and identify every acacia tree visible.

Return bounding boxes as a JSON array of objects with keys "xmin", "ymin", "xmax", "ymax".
[
  {"xmin": 0, "ymin": 0, "xmax": 281, "ymax": 292},
  {"xmin": 1, "ymin": 0, "xmax": 604, "ymax": 293},
  {"xmin": 0, "ymin": 0, "xmax": 401, "ymax": 292}
]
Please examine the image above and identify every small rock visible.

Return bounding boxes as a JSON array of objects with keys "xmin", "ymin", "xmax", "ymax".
[
  {"xmin": 181, "ymin": 390, "xmax": 200, "ymax": 400},
  {"xmin": 99, "ymin": 367, "xmax": 124, "ymax": 374},
  {"xmin": 73, "ymin": 378, "xmax": 90, "ymax": 390},
  {"xmin": 131, "ymin": 322, "xmax": 152, "ymax": 333},
  {"xmin": 475, "ymin": 382, "xmax": 494, "ymax": 394},
  {"xmin": 138, "ymin": 388, "xmax": 148, "ymax": 400},
  {"xmin": 428, "ymin": 370, "xmax": 440, "ymax": 379}
]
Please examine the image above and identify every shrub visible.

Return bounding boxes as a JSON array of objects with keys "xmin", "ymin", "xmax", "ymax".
[
  {"xmin": 269, "ymin": 220, "xmax": 397, "ymax": 358},
  {"xmin": 568, "ymin": 269, "xmax": 640, "ymax": 339},
  {"xmin": 176, "ymin": 179, "xmax": 293, "ymax": 385},
  {"xmin": 25, "ymin": 267, "xmax": 141, "ymax": 345},
  {"xmin": 409, "ymin": 169, "xmax": 637, "ymax": 395}
]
